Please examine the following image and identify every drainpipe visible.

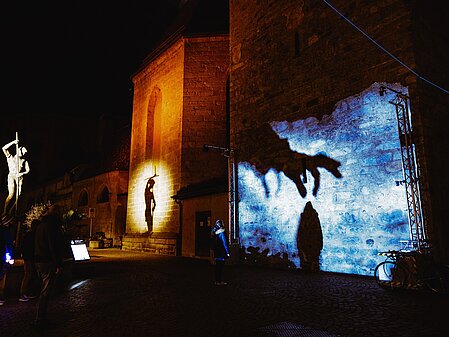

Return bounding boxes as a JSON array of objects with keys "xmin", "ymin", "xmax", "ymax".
[{"xmin": 173, "ymin": 197, "xmax": 183, "ymax": 256}]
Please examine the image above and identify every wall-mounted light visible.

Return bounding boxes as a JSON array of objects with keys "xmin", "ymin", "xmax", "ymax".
[
  {"xmin": 378, "ymin": 84, "xmax": 409, "ymax": 98},
  {"xmin": 203, "ymin": 144, "xmax": 235, "ymax": 158}
]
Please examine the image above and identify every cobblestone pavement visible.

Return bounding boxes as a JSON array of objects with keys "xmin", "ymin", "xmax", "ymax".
[{"xmin": 1, "ymin": 249, "xmax": 448, "ymax": 337}]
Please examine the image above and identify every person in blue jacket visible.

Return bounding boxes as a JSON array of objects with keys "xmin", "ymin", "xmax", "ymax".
[
  {"xmin": 211, "ymin": 219, "xmax": 230, "ymax": 286},
  {"xmin": 0, "ymin": 215, "xmax": 14, "ymax": 306}
]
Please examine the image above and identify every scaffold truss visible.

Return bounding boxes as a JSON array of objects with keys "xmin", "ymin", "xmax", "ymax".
[{"xmin": 381, "ymin": 85, "xmax": 427, "ymax": 251}]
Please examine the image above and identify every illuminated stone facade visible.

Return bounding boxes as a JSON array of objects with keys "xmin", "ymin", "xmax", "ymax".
[
  {"xmin": 125, "ymin": 35, "xmax": 229, "ymax": 255},
  {"xmin": 72, "ymin": 170, "xmax": 128, "ymax": 245},
  {"xmin": 230, "ymin": 0, "xmax": 449, "ymax": 274},
  {"xmin": 21, "ymin": 170, "xmax": 128, "ymax": 246},
  {"xmin": 15, "ymin": 114, "xmax": 130, "ymax": 247}
]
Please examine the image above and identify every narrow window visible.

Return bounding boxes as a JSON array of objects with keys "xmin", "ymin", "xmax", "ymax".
[
  {"xmin": 97, "ymin": 186, "xmax": 110, "ymax": 203},
  {"xmin": 78, "ymin": 190, "xmax": 88, "ymax": 206}
]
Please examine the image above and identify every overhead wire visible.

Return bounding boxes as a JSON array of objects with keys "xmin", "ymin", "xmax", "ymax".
[{"xmin": 321, "ymin": 0, "xmax": 449, "ymax": 95}]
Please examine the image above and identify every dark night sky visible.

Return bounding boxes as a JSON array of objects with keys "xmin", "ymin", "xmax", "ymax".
[
  {"xmin": 1, "ymin": 1, "xmax": 184, "ymax": 118},
  {"xmin": 0, "ymin": 1, "xmax": 186, "ymax": 187}
]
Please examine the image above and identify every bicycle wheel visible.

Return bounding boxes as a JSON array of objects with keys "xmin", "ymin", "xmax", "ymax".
[{"xmin": 374, "ymin": 261, "xmax": 407, "ymax": 289}]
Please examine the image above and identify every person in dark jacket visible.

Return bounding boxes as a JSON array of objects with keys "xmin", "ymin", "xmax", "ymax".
[
  {"xmin": 0, "ymin": 215, "xmax": 14, "ymax": 306},
  {"xmin": 19, "ymin": 219, "xmax": 39, "ymax": 302},
  {"xmin": 34, "ymin": 205, "xmax": 64, "ymax": 327},
  {"xmin": 211, "ymin": 219, "xmax": 230, "ymax": 286}
]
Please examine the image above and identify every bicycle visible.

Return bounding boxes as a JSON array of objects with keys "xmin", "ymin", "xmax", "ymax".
[{"xmin": 374, "ymin": 250, "xmax": 449, "ymax": 294}]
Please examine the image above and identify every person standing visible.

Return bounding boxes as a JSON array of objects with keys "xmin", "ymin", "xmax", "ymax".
[
  {"xmin": 19, "ymin": 219, "xmax": 39, "ymax": 302},
  {"xmin": 211, "ymin": 219, "xmax": 230, "ymax": 286},
  {"xmin": 34, "ymin": 205, "xmax": 64, "ymax": 327},
  {"xmin": 0, "ymin": 216, "xmax": 14, "ymax": 306}
]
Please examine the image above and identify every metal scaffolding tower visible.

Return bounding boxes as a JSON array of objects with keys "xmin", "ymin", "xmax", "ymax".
[{"xmin": 381, "ymin": 85, "xmax": 427, "ymax": 251}]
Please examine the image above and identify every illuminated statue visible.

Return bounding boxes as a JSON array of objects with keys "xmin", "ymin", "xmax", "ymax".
[
  {"xmin": 2, "ymin": 138, "xmax": 30, "ymax": 216},
  {"xmin": 297, "ymin": 201, "xmax": 323, "ymax": 271},
  {"xmin": 144, "ymin": 174, "xmax": 157, "ymax": 232}
]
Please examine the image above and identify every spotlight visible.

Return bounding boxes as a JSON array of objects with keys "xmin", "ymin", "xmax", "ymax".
[
  {"xmin": 379, "ymin": 86, "xmax": 386, "ymax": 97},
  {"xmin": 203, "ymin": 144, "xmax": 209, "ymax": 152}
]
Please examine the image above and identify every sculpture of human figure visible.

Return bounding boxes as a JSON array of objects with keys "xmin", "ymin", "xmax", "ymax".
[
  {"xmin": 2, "ymin": 139, "xmax": 30, "ymax": 216},
  {"xmin": 144, "ymin": 177, "xmax": 156, "ymax": 232}
]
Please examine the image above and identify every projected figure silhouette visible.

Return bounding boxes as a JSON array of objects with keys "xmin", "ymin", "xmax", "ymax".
[
  {"xmin": 297, "ymin": 201, "xmax": 323, "ymax": 271},
  {"xmin": 245, "ymin": 123, "xmax": 342, "ymax": 197},
  {"xmin": 2, "ymin": 138, "xmax": 30, "ymax": 216},
  {"xmin": 144, "ymin": 175, "xmax": 157, "ymax": 232}
]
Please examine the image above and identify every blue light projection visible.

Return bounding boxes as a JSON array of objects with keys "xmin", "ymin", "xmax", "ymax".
[{"xmin": 238, "ymin": 83, "xmax": 410, "ymax": 275}]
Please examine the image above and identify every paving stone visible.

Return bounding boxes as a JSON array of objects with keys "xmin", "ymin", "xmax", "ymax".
[{"xmin": 1, "ymin": 249, "xmax": 448, "ymax": 337}]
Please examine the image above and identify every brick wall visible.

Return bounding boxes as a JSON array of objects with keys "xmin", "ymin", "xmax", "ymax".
[
  {"xmin": 127, "ymin": 35, "xmax": 230, "ymax": 252},
  {"xmin": 181, "ymin": 193, "xmax": 228, "ymax": 258},
  {"xmin": 182, "ymin": 36, "xmax": 229, "ymax": 187},
  {"xmin": 230, "ymin": 0, "xmax": 436, "ymax": 274},
  {"xmin": 72, "ymin": 170, "xmax": 128, "ymax": 245},
  {"xmin": 127, "ymin": 40, "xmax": 185, "ymax": 235},
  {"xmin": 411, "ymin": 2, "xmax": 449, "ymax": 262},
  {"xmin": 230, "ymin": 0, "xmax": 416, "ymax": 139}
]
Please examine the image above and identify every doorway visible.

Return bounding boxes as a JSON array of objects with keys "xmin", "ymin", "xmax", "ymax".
[{"xmin": 195, "ymin": 211, "xmax": 211, "ymax": 257}]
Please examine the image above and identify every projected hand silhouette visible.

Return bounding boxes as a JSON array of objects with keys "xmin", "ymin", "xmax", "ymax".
[{"xmin": 246, "ymin": 123, "xmax": 342, "ymax": 197}]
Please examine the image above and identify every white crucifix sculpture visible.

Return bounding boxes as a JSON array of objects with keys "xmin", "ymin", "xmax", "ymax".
[{"xmin": 2, "ymin": 132, "xmax": 30, "ymax": 216}]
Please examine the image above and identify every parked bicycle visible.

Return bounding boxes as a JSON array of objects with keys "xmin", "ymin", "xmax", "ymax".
[{"xmin": 374, "ymin": 250, "xmax": 449, "ymax": 294}]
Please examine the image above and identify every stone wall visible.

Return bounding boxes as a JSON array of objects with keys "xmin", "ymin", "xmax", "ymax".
[
  {"xmin": 72, "ymin": 170, "xmax": 129, "ymax": 245},
  {"xmin": 238, "ymin": 83, "xmax": 411, "ymax": 275},
  {"xmin": 230, "ymin": 0, "xmax": 416, "ymax": 135},
  {"xmin": 230, "ymin": 0, "xmax": 431, "ymax": 274},
  {"xmin": 411, "ymin": 2, "xmax": 449, "ymax": 262},
  {"xmin": 182, "ymin": 36, "xmax": 229, "ymax": 187},
  {"xmin": 126, "ymin": 35, "xmax": 230, "ymax": 256},
  {"xmin": 127, "ymin": 39, "xmax": 185, "ymax": 235},
  {"xmin": 20, "ymin": 170, "xmax": 128, "ymax": 246},
  {"xmin": 181, "ymin": 193, "xmax": 228, "ymax": 258}
]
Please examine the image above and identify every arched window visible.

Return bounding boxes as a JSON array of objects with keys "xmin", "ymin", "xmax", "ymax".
[
  {"xmin": 97, "ymin": 186, "xmax": 110, "ymax": 203},
  {"xmin": 78, "ymin": 190, "xmax": 88, "ymax": 207},
  {"xmin": 146, "ymin": 87, "xmax": 162, "ymax": 160}
]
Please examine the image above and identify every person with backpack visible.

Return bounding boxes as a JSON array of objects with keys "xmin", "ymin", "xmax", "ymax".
[
  {"xmin": 19, "ymin": 219, "xmax": 39, "ymax": 302},
  {"xmin": 34, "ymin": 205, "xmax": 64, "ymax": 327}
]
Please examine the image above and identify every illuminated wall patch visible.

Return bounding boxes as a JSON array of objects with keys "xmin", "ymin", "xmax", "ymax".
[
  {"xmin": 127, "ymin": 161, "xmax": 172, "ymax": 233},
  {"xmin": 238, "ymin": 83, "xmax": 410, "ymax": 275}
]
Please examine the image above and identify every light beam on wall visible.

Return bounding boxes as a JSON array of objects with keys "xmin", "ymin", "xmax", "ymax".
[
  {"xmin": 127, "ymin": 161, "xmax": 172, "ymax": 233},
  {"xmin": 238, "ymin": 83, "xmax": 410, "ymax": 276}
]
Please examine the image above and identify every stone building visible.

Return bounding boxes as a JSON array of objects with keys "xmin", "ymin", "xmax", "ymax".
[
  {"xmin": 21, "ymin": 169, "xmax": 128, "ymax": 246},
  {"xmin": 230, "ymin": 0, "xmax": 449, "ymax": 275},
  {"xmin": 18, "ymin": 115, "xmax": 130, "ymax": 246},
  {"xmin": 123, "ymin": 0, "xmax": 449, "ymax": 276},
  {"xmin": 70, "ymin": 169, "xmax": 128, "ymax": 245},
  {"xmin": 123, "ymin": 0, "xmax": 229, "ymax": 257}
]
